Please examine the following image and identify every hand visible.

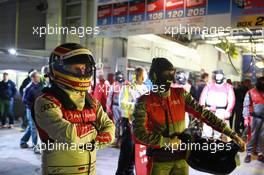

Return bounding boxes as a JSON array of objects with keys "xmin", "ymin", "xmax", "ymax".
[
  {"xmin": 169, "ymin": 137, "xmax": 182, "ymax": 150},
  {"xmin": 233, "ymin": 134, "xmax": 246, "ymax": 152}
]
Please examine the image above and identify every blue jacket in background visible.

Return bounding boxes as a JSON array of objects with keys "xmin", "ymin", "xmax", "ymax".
[
  {"xmin": 19, "ymin": 77, "xmax": 31, "ymax": 97},
  {"xmin": 0, "ymin": 80, "xmax": 17, "ymax": 100},
  {"xmin": 22, "ymin": 82, "xmax": 43, "ymax": 108}
]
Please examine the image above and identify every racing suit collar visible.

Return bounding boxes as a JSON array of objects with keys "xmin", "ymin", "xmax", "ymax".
[
  {"xmin": 58, "ymin": 85, "xmax": 86, "ymax": 111},
  {"xmin": 215, "ymin": 82, "xmax": 224, "ymax": 87}
]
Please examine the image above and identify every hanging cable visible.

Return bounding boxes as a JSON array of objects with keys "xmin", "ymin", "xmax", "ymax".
[{"xmin": 226, "ymin": 36, "xmax": 255, "ymax": 75}]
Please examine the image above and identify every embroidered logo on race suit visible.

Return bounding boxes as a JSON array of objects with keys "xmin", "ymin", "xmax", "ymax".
[
  {"xmin": 82, "ymin": 112, "xmax": 96, "ymax": 122},
  {"xmin": 40, "ymin": 103, "xmax": 57, "ymax": 112},
  {"xmin": 62, "ymin": 109, "xmax": 97, "ymax": 137},
  {"xmin": 63, "ymin": 110, "xmax": 96, "ymax": 123}
]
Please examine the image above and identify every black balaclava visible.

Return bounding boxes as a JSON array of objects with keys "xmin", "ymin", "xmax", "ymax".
[
  {"xmin": 213, "ymin": 69, "xmax": 225, "ymax": 84},
  {"xmin": 149, "ymin": 57, "xmax": 175, "ymax": 92},
  {"xmin": 256, "ymin": 76, "xmax": 264, "ymax": 93}
]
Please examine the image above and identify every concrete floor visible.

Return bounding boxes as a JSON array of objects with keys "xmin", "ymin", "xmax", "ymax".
[{"xmin": 0, "ymin": 126, "xmax": 263, "ymax": 175}]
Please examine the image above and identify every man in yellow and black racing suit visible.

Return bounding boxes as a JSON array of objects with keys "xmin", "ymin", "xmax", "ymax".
[
  {"xmin": 132, "ymin": 57, "xmax": 245, "ymax": 175},
  {"xmin": 34, "ymin": 43, "xmax": 115, "ymax": 175}
]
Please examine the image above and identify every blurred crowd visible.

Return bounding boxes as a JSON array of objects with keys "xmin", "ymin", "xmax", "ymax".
[{"xmin": 0, "ymin": 65, "xmax": 263, "ymax": 172}]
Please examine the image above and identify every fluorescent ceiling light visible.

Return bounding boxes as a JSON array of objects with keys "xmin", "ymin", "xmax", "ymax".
[{"xmin": 8, "ymin": 48, "xmax": 17, "ymax": 55}]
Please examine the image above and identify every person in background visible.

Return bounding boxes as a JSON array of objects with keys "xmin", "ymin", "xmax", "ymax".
[
  {"xmin": 20, "ymin": 70, "xmax": 44, "ymax": 154},
  {"xmin": 107, "ymin": 71, "xmax": 127, "ymax": 147},
  {"xmin": 195, "ymin": 72, "xmax": 209, "ymax": 101},
  {"xmin": 19, "ymin": 69, "xmax": 35, "ymax": 129},
  {"xmin": 231, "ymin": 79, "xmax": 252, "ymax": 134},
  {"xmin": 243, "ymin": 76, "xmax": 264, "ymax": 163},
  {"xmin": 171, "ymin": 71, "xmax": 192, "ymax": 128},
  {"xmin": 116, "ymin": 67, "xmax": 148, "ymax": 175},
  {"xmin": 188, "ymin": 80, "xmax": 196, "ymax": 98},
  {"xmin": 143, "ymin": 67, "xmax": 153, "ymax": 91},
  {"xmin": 19, "ymin": 69, "xmax": 34, "ymax": 97},
  {"xmin": 107, "ymin": 73, "xmax": 115, "ymax": 85},
  {"xmin": 171, "ymin": 71, "xmax": 191, "ymax": 91},
  {"xmin": 227, "ymin": 79, "xmax": 233, "ymax": 85},
  {"xmin": 41, "ymin": 65, "xmax": 50, "ymax": 87},
  {"xmin": 0, "ymin": 72, "xmax": 17, "ymax": 128},
  {"xmin": 199, "ymin": 70, "xmax": 235, "ymax": 139},
  {"xmin": 233, "ymin": 81, "xmax": 241, "ymax": 89},
  {"xmin": 93, "ymin": 71, "xmax": 110, "ymax": 111}
]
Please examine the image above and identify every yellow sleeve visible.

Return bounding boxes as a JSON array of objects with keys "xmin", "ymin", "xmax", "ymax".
[
  {"xmin": 93, "ymin": 101, "xmax": 115, "ymax": 149},
  {"xmin": 34, "ymin": 96, "xmax": 97, "ymax": 144}
]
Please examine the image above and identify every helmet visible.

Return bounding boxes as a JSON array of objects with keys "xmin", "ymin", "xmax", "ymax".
[
  {"xmin": 213, "ymin": 69, "xmax": 225, "ymax": 84},
  {"xmin": 175, "ymin": 71, "xmax": 187, "ymax": 85},
  {"xmin": 49, "ymin": 43, "xmax": 96, "ymax": 91},
  {"xmin": 115, "ymin": 71, "xmax": 125, "ymax": 83},
  {"xmin": 41, "ymin": 65, "xmax": 49, "ymax": 78}
]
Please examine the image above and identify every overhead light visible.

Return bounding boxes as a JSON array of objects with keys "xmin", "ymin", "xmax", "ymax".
[
  {"xmin": 214, "ymin": 45, "xmax": 226, "ymax": 53},
  {"xmin": 256, "ymin": 61, "xmax": 264, "ymax": 69},
  {"xmin": 8, "ymin": 48, "xmax": 17, "ymax": 55}
]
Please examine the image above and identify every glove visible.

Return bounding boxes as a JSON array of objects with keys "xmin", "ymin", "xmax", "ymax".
[
  {"xmin": 169, "ymin": 137, "xmax": 182, "ymax": 150},
  {"xmin": 233, "ymin": 134, "xmax": 246, "ymax": 152}
]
